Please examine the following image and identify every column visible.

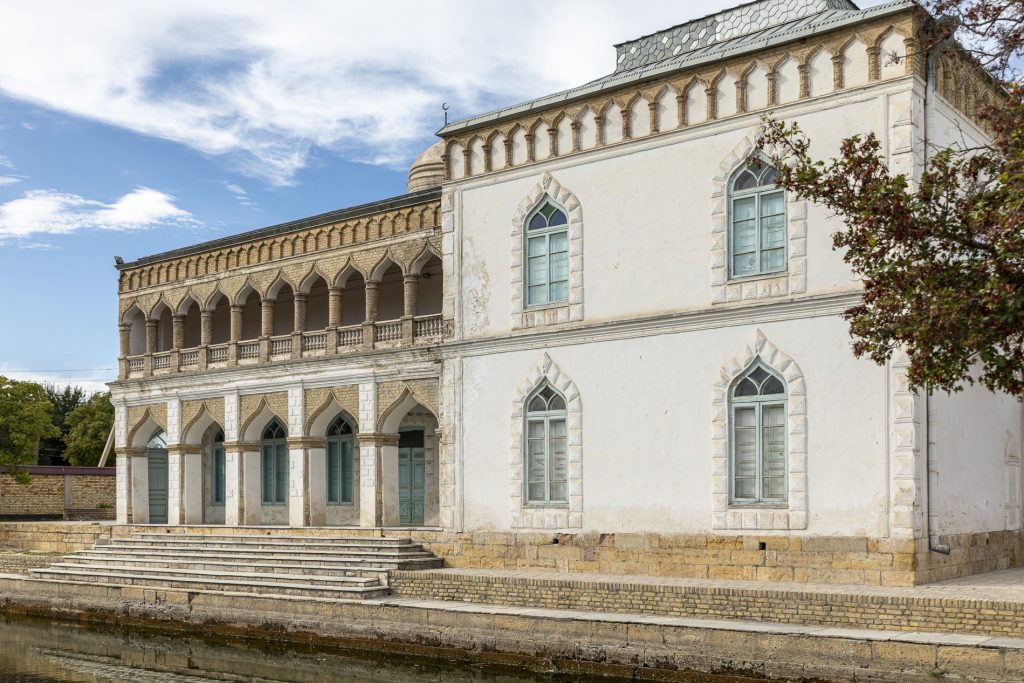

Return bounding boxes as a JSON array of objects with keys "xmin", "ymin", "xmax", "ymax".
[
  {"xmin": 181, "ymin": 448, "xmax": 204, "ymax": 524},
  {"xmin": 166, "ymin": 446, "xmax": 182, "ymax": 525},
  {"xmin": 118, "ymin": 324, "xmax": 130, "ymax": 358},
  {"xmin": 241, "ymin": 448, "xmax": 262, "ymax": 525},
  {"xmin": 358, "ymin": 381, "xmax": 379, "ymax": 527},
  {"xmin": 307, "ymin": 440, "xmax": 327, "ymax": 526},
  {"xmin": 130, "ymin": 449, "xmax": 150, "ymax": 523},
  {"xmin": 116, "ymin": 450, "xmax": 131, "ymax": 523},
  {"xmin": 145, "ymin": 320, "xmax": 158, "ymax": 354},
  {"xmin": 261, "ymin": 298, "xmax": 275, "ymax": 337},
  {"xmin": 379, "ymin": 436, "xmax": 400, "ymax": 527},
  {"xmin": 292, "ymin": 293, "xmax": 307, "ymax": 357},
  {"xmin": 402, "ymin": 274, "xmax": 418, "ymax": 344},
  {"xmin": 287, "ymin": 438, "xmax": 309, "ymax": 527},
  {"xmin": 229, "ymin": 305, "xmax": 243, "ymax": 342},
  {"xmin": 328, "ymin": 287, "xmax": 343, "ymax": 327},
  {"xmin": 200, "ymin": 310, "xmax": 213, "ymax": 346},
  {"xmin": 224, "ymin": 444, "xmax": 245, "ymax": 526},
  {"xmin": 362, "ymin": 282, "xmax": 379, "ymax": 348},
  {"xmin": 171, "ymin": 314, "xmax": 185, "ymax": 350}
]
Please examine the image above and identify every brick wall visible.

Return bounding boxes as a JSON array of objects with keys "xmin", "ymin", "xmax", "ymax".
[
  {"xmin": 389, "ymin": 569, "xmax": 1024, "ymax": 637},
  {"xmin": 0, "ymin": 467, "xmax": 115, "ymax": 520}
]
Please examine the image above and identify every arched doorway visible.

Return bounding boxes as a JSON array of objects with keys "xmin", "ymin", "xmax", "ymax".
[
  {"xmin": 147, "ymin": 430, "xmax": 169, "ymax": 524},
  {"xmin": 398, "ymin": 428, "xmax": 426, "ymax": 526}
]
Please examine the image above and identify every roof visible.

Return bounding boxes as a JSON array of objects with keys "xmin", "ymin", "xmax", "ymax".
[
  {"xmin": 118, "ymin": 186, "xmax": 441, "ymax": 270},
  {"xmin": 438, "ymin": 0, "xmax": 913, "ymax": 136}
]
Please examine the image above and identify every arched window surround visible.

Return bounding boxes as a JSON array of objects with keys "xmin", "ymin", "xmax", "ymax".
[
  {"xmin": 711, "ymin": 131, "xmax": 808, "ymax": 305},
  {"xmin": 510, "ymin": 173, "xmax": 583, "ymax": 330},
  {"xmin": 511, "ymin": 354, "xmax": 582, "ymax": 529},
  {"xmin": 712, "ymin": 330, "xmax": 807, "ymax": 530}
]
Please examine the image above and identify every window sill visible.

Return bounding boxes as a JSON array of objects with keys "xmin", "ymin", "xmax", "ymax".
[
  {"xmin": 524, "ymin": 302, "xmax": 569, "ymax": 313},
  {"xmin": 261, "ymin": 502, "xmax": 287, "ymax": 507},
  {"xmin": 523, "ymin": 503, "xmax": 569, "ymax": 510},
  {"xmin": 327, "ymin": 502, "xmax": 355, "ymax": 507},
  {"xmin": 728, "ymin": 502, "xmax": 788, "ymax": 509},
  {"xmin": 726, "ymin": 270, "xmax": 788, "ymax": 284}
]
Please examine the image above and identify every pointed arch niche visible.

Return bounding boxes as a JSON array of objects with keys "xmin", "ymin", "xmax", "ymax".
[
  {"xmin": 511, "ymin": 354, "xmax": 582, "ymax": 529},
  {"xmin": 711, "ymin": 130, "xmax": 808, "ymax": 305},
  {"xmin": 511, "ymin": 173, "xmax": 583, "ymax": 330},
  {"xmin": 712, "ymin": 330, "xmax": 807, "ymax": 530}
]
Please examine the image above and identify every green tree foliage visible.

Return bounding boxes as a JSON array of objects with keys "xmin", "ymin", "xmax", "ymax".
[
  {"xmin": 0, "ymin": 377, "xmax": 59, "ymax": 480},
  {"xmin": 64, "ymin": 392, "xmax": 115, "ymax": 467},
  {"xmin": 39, "ymin": 384, "xmax": 86, "ymax": 465},
  {"xmin": 757, "ymin": 0, "xmax": 1024, "ymax": 396}
]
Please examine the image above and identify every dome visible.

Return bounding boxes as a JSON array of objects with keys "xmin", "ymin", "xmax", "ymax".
[{"xmin": 407, "ymin": 141, "xmax": 445, "ymax": 193}]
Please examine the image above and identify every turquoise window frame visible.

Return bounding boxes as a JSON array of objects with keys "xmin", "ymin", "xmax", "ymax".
[
  {"xmin": 728, "ymin": 161, "xmax": 787, "ymax": 279},
  {"xmin": 523, "ymin": 384, "xmax": 569, "ymax": 506},
  {"xmin": 212, "ymin": 440, "xmax": 226, "ymax": 505},
  {"xmin": 326, "ymin": 436, "xmax": 354, "ymax": 505},
  {"xmin": 728, "ymin": 361, "xmax": 788, "ymax": 505},
  {"xmin": 260, "ymin": 420, "xmax": 288, "ymax": 506},
  {"xmin": 524, "ymin": 200, "xmax": 569, "ymax": 308}
]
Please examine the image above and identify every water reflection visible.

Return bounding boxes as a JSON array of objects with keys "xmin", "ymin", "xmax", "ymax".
[{"xmin": 0, "ymin": 614, "xmax": 608, "ymax": 682}]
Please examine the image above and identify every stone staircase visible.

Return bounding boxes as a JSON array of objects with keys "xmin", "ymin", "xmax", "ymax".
[{"xmin": 29, "ymin": 531, "xmax": 442, "ymax": 600}]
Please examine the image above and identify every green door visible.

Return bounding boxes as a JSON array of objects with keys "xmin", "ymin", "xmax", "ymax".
[
  {"xmin": 398, "ymin": 430, "xmax": 425, "ymax": 526},
  {"xmin": 147, "ymin": 432, "xmax": 169, "ymax": 524}
]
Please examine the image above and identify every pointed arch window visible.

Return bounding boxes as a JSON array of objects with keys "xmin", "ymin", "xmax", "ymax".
[
  {"xmin": 524, "ymin": 383, "xmax": 568, "ymax": 504},
  {"xmin": 730, "ymin": 361, "xmax": 787, "ymax": 503},
  {"xmin": 212, "ymin": 430, "xmax": 226, "ymax": 505},
  {"xmin": 326, "ymin": 415, "xmax": 355, "ymax": 505},
  {"xmin": 261, "ymin": 420, "xmax": 288, "ymax": 505},
  {"xmin": 729, "ymin": 159, "xmax": 786, "ymax": 278},
  {"xmin": 525, "ymin": 199, "xmax": 569, "ymax": 307}
]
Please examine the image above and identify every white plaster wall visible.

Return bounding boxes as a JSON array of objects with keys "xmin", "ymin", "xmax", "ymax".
[
  {"xmin": 456, "ymin": 95, "xmax": 889, "ymax": 339},
  {"xmin": 458, "ymin": 315, "xmax": 887, "ymax": 536},
  {"xmin": 929, "ymin": 384, "xmax": 1023, "ymax": 536}
]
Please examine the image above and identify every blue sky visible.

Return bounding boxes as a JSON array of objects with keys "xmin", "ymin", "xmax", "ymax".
[{"xmin": 0, "ymin": 0, "xmax": 883, "ymax": 392}]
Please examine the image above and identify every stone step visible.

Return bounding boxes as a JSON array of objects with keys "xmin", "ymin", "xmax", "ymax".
[
  {"xmin": 123, "ymin": 533, "xmax": 415, "ymax": 547},
  {"xmin": 80, "ymin": 548, "xmax": 444, "ymax": 569},
  {"xmin": 39, "ymin": 563, "xmax": 380, "ymax": 587},
  {"xmin": 111, "ymin": 538, "xmax": 426, "ymax": 554},
  {"xmin": 62, "ymin": 554, "xmax": 389, "ymax": 578},
  {"xmin": 28, "ymin": 567, "xmax": 389, "ymax": 599},
  {"xmin": 90, "ymin": 545, "xmax": 440, "ymax": 565}
]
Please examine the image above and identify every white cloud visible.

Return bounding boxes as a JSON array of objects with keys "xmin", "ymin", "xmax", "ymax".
[
  {"xmin": 0, "ymin": 187, "xmax": 195, "ymax": 240},
  {"xmin": 0, "ymin": 155, "xmax": 12, "ymax": 170},
  {"xmin": 0, "ymin": 176, "xmax": 20, "ymax": 186},
  {"xmin": 0, "ymin": 0, "xmax": 839, "ymax": 185}
]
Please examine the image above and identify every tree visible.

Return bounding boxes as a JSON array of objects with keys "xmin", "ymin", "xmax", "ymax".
[
  {"xmin": 64, "ymin": 392, "xmax": 114, "ymax": 467},
  {"xmin": 756, "ymin": 0, "xmax": 1024, "ymax": 396},
  {"xmin": 38, "ymin": 384, "xmax": 86, "ymax": 465},
  {"xmin": 0, "ymin": 377, "xmax": 59, "ymax": 480}
]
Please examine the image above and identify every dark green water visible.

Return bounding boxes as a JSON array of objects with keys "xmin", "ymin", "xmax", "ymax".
[{"xmin": 0, "ymin": 614, "xmax": 618, "ymax": 682}]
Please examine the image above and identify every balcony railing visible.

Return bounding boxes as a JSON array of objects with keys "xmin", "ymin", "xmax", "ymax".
[
  {"xmin": 208, "ymin": 344, "xmax": 229, "ymax": 364},
  {"xmin": 374, "ymin": 320, "xmax": 402, "ymax": 343},
  {"xmin": 121, "ymin": 314, "xmax": 447, "ymax": 378},
  {"xmin": 338, "ymin": 325, "xmax": 361, "ymax": 348},
  {"xmin": 302, "ymin": 331, "xmax": 327, "ymax": 354},
  {"xmin": 179, "ymin": 349, "xmax": 199, "ymax": 368},
  {"xmin": 269, "ymin": 335, "xmax": 292, "ymax": 358}
]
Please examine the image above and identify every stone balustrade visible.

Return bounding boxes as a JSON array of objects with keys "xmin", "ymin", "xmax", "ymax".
[{"xmin": 121, "ymin": 314, "xmax": 445, "ymax": 379}]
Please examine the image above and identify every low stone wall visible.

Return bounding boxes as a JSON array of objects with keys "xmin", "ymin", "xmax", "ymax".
[
  {"xmin": 112, "ymin": 525, "xmax": 1024, "ymax": 587},
  {"xmin": 0, "ymin": 522, "xmax": 111, "ymax": 552},
  {"xmin": 0, "ymin": 467, "xmax": 115, "ymax": 521},
  {"xmin": 1, "ymin": 577, "xmax": 1023, "ymax": 682},
  {"xmin": 916, "ymin": 530, "xmax": 1024, "ymax": 584},
  {"xmin": 0, "ymin": 551, "xmax": 64, "ymax": 575},
  {"xmin": 390, "ymin": 569, "xmax": 1024, "ymax": 637}
]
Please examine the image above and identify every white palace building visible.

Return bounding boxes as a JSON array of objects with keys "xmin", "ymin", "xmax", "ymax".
[{"xmin": 110, "ymin": 0, "xmax": 1023, "ymax": 586}]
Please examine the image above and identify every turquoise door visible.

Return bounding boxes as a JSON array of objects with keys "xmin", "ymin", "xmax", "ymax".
[
  {"xmin": 147, "ymin": 448, "xmax": 169, "ymax": 524},
  {"xmin": 398, "ymin": 430, "xmax": 425, "ymax": 526}
]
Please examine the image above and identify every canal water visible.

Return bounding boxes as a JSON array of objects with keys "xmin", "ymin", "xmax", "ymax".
[{"xmin": 0, "ymin": 613, "xmax": 619, "ymax": 682}]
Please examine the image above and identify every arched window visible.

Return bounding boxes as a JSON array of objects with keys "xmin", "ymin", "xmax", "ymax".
[
  {"xmin": 326, "ymin": 415, "xmax": 354, "ymax": 505},
  {"xmin": 730, "ymin": 360, "xmax": 787, "ymax": 503},
  {"xmin": 212, "ymin": 430, "xmax": 226, "ymax": 505},
  {"xmin": 524, "ymin": 383, "xmax": 568, "ymax": 504},
  {"xmin": 261, "ymin": 420, "xmax": 288, "ymax": 505},
  {"xmin": 729, "ymin": 159, "xmax": 786, "ymax": 278},
  {"xmin": 525, "ymin": 199, "xmax": 569, "ymax": 307},
  {"xmin": 147, "ymin": 431, "xmax": 167, "ymax": 451}
]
